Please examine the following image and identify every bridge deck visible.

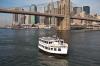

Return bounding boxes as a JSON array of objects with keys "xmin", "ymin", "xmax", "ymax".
[
  {"xmin": 0, "ymin": 9, "xmax": 64, "ymax": 18},
  {"xmin": 0, "ymin": 9, "xmax": 100, "ymax": 22},
  {"xmin": 71, "ymin": 16, "xmax": 100, "ymax": 22}
]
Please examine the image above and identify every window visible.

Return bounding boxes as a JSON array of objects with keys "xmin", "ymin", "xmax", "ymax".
[
  {"xmin": 41, "ymin": 40, "xmax": 43, "ymax": 42},
  {"xmin": 45, "ymin": 47, "xmax": 48, "ymax": 49},
  {"xmin": 51, "ymin": 48, "xmax": 53, "ymax": 50},
  {"xmin": 54, "ymin": 48, "xmax": 56, "ymax": 51},
  {"xmin": 45, "ymin": 41, "xmax": 46, "ymax": 43},
  {"xmin": 48, "ymin": 48, "xmax": 50, "ymax": 50},
  {"xmin": 61, "ymin": 41, "xmax": 63, "ymax": 43},
  {"xmin": 49, "ymin": 42, "xmax": 52, "ymax": 44},
  {"xmin": 49, "ymin": 42, "xmax": 50, "ymax": 44},
  {"xmin": 43, "ymin": 46, "xmax": 44, "ymax": 48},
  {"xmin": 45, "ymin": 41, "xmax": 48, "ymax": 44},
  {"xmin": 46, "ymin": 41, "xmax": 48, "ymax": 44},
  {"xmin": 58, "ymin": 48, "xmax": 61, "ymax": 51},
  {"xmin": 42, "ymin": 46, "xmax": 44, "ymax": 48}
]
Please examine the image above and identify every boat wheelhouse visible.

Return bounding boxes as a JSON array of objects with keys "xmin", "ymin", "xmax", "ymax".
[{"xmin": 38, "ymin": 37, "xmax": 68, "ymax": 55}]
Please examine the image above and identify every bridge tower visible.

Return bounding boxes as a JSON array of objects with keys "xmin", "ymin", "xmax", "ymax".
[{"xmin": 57, "ymin": 0, "xmax": 70, "ymax": 30}]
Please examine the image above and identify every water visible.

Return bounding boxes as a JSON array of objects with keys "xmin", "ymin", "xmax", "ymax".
[
  {"xmin": 0, "ymin": 29, "xmax": 100, "ymax": 66},
  {"xmin": 69, "ymin": 30, "xmax": 100, "ymax": 66},
  {"xmin": 0, "ymin": 29, "xmax": 39, "ymax": 66}
]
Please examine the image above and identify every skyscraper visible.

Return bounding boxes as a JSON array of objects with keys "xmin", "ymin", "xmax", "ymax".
[
  {"xmin": 25, "ymin": 15, "xmax": 29, "ymax": 25},
  {"xmin": 13, "ymin": 8, "xmax": 22, "ymax": 25},
  {"xmin": 83, "ymin": 6, "xmax": 90, "ymax": 15},
  {"xmin": 20, "ymin": 8, "xmax": 26, "ymax": 24},
  {"xmin": 29, "ymin": 4, "xmax": 39, "ymax": 24},
  {"xmin": 73, "ymin": 7, "xmax": 82, "ymax": 15}
]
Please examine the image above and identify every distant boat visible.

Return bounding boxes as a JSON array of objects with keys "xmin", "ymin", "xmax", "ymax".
[
  {"xmin": 11, "ymin": 25, "xmax": 24, "ymax": 30},
  {"xmin": 38, "ymin": 37, "xmax": 68, "ymax": 55},
  {"xmin": 44, "ymin": 26, "xmax": 51, "ymax": 29}
]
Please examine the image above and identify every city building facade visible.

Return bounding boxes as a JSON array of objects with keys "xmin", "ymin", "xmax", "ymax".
[
  {"xmin": 83, "ymin": 6, "xmax": 90, "ymax": 15},
  {"xmin": 12, "ymin": 8, "xmax": 24, "ymax": 25},
  {"xmin": 73, "ymin": 7, "xmax": 82, "ymax": 15},
  {"xmin": 29, "ymin": 4, "xmax": 39, "ymax": 24}
]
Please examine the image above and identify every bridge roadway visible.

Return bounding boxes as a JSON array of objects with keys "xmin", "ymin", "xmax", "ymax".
[
  {"xmin": 0, "ymin": 9, "xmax": 100, "ymax": 22},
  {"xmin": 71, "ymin": 16, "xmax": 100, "ymax": 22},
  {"xmin": 0, "ymin": 9, "xmax": 64, "ymax": 18}
]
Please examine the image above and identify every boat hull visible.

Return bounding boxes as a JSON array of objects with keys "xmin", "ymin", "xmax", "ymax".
[
  {"xmin": 38, "ymin": 45, "xmax": 68, "ymax": 56},
  {"xmin": 38, "ymin": 48, "xmax": 68, "ymax": 57}
]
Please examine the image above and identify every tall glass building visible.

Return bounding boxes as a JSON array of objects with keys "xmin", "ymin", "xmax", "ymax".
[
  {"xmin": 83, "ymin": 6, "xmax": 90, "ymax": 15},
  {"xmin": 73, "ymin": 7, "xmax": 82, "ymax": 15},
  {"xmin": 20, "ymin": 8, "xmax": 26, "ymax": 24},
  {"xmin": 13, "ymin": 8, "xmax": 22, "ymax": 25},
  {"xmin": 29, "ymin": 4, "xmax": 38, "ymax": 24}
]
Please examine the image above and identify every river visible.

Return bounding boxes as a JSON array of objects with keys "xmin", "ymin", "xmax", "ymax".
[{"xmin": 0, "ymin": 28, "xmax": 100, "ymax": 66}]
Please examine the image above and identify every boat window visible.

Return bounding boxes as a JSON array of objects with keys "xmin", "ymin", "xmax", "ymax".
[
  {"xmin": 49, "ymin": 42, "xmax": 50, "ymax": 44},
  {"xmin": 51, "ymin": 48, "xmax": 53, "ymax": 50},
  {"xmin": 49, "ymin": 42, "xmax": 52, "ymax": 44},
  {"xmin": 61, "ymin": 41, "xmax": 63, "ymax": 43},
  {"xmin": 58, "ymin": 48, "xmax": 61, "ymax": 51},
  {"xmin": 41, "ymin": 45, "xmax": 42, "ymax": 47},
  {"xmin": 48, "ymin": 48, "xmax": 50, "ymax": 50},
  {"xmin": 47, "ymin": 41, "xmax": 49, "ymax": 44},
  {"xmin": 42, "ymin": 45, "xmax": 43, "ymax": 48},
  {"xmin": 42, "ymin": 40, "xmax": 44, "ymax": 42},
  {"xmin": 42, "ymin": 40, "xmax": 43, "ymax": 42},
  {"xmin": 41, "ymin": 40, "xmax": 43, "ymax": 42},
  {"xmin": 44, "ymin": 41, "xmax": 48, "ymax": 44},
  {"xmin": 45, "ymin": 41, "xmax": 46, "ymax": 43},
  {"xmin": 45, "ymin": 47, "xmax": 48, "ymax": 49},
  {"xmin": 54, "ymin": 48, "xmax": 56, "ymax": 51},
  {"xmin": 41, "ymin": 39, "xmax": 42, "ymax": 41},
  {"xmin": 42, "ymin": 46, "xmax": 44, "ymax": 48},
  {"xmin": 56, "ymin": 41, "xmax": 58, "ymax": 42}
]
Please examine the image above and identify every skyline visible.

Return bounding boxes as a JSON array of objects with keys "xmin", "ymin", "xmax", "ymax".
[
  {"xmin": 0, "ymin": 0, "xmax": 100, "ymax": 14},
  {"xmin": 72, "ymin": 0, "xmax": 100, "ymax": 14},
  {"xmin": 0, "ymin": 0, "xmax": 100, "ymax": 26}
]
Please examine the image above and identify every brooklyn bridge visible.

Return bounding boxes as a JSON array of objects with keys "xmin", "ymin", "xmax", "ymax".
[{"xmin": 0, "ymin": 0, "xmax": 100, "ymax": 30}]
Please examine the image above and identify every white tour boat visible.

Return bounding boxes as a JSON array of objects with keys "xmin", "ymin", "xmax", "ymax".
[{"xmin": 38, "ymin": 37, "xmax": 68, "ymax": 55}]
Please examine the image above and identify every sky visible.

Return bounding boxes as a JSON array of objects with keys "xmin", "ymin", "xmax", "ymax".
[
  {"xmin": 72, "ymin": 0, "xmax": 100, "ymax": 14},
  {"xmin": 0, "ymin": 0, "xmax": 100, "ymax": 26}
]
